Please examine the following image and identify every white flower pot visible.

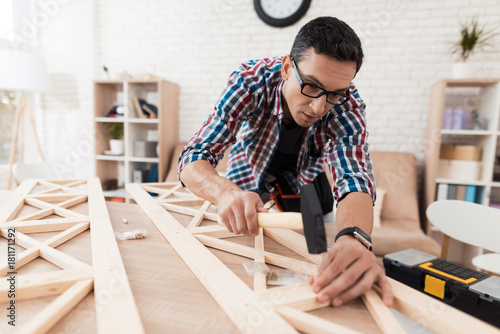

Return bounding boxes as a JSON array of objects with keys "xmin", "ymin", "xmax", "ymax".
[
  {"xmin": 452, "ymin": 62, "xmax": 474, "ymax": 79},
  {"xmin": 109, "ymin": 139, "xmax": 124, "ymax": 155}
]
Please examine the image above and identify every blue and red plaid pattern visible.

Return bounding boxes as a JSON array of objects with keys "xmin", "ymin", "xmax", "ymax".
[{"xmin": 178, "ymin": 57, "xmax": 376, "ymax": 203}]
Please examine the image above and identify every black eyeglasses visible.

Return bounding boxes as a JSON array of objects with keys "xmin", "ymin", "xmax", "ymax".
[{"xmin": 291, "ymin": 58, "xmax": 350, "ymax": 105}]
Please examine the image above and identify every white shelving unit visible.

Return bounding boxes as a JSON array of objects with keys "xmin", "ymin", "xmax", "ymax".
[
  {"xmin": 423, "ymin": 78, "xmax": 500, "ymax": 265},
  {"xmin": 94, "ymin": 79, "xmax": 179, "ymax": 201}
]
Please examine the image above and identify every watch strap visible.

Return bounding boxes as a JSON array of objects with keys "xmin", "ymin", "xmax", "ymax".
[{"xmin": 335, "ymin": 227, "xmax": 373, "ymax": 251}]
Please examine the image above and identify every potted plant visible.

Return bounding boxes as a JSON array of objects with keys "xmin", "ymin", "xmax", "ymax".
[
  {"xmin": 451, "ymin": 17, "xmax": 498, "ymax": 78},
  {"xmin": 107, "ymin": 122, "xmax": 124, "ymax": 155}
]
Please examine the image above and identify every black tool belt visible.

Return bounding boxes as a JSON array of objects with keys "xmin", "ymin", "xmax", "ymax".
[{"xmin": 257, "ymin": 171, "xmax": 333, "ymax": 214}]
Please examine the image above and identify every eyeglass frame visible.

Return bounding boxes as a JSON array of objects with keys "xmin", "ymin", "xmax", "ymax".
[{"xmin": 290, "ymin": 57, "xmax": 350, "ymax": 105}]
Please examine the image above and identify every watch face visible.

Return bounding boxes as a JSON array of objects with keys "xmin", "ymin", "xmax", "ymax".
[{"xmin": 254, "ymin": 0, "xmax": 311, "ymax": 28}]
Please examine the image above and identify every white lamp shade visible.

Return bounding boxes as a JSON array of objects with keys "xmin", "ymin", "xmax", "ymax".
[{"xmin": 0, "ymin": 49, "xmax": 50, "ymax": 92}]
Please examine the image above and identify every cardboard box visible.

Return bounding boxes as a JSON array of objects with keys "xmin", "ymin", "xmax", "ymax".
[
  {"xmin": 134, "ymin": 141, "xmax": 158, "ymax": 158},
  {"xmin": 440, "ymin": 144, "xmax": 481, "ymax": 161},
  {"xmin": 437, "ymin": 159, "xmax": 482, "ymax": 181}
]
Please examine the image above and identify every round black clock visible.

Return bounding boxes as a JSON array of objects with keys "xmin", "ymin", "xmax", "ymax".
[{"xmin": 254, "ymin": 0, "xmax": 311, "ymax": 28}]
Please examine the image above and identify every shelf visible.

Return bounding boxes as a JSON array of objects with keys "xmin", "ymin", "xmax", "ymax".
[
  {"xmin": 442, "ymin": 78, "xmax": 500, "ymax": 88},
  {"xmin": 436, "ymin": 178, "xmax": 487, "ymax": 186},
  {"xmin": 127, "ymin": 118, "xmax": 159, "ymax": 124},
  {"xmin": 95, "ymin": 117, "xmax": 125, "ymax": 123},
  {"xmin": 129, "ymin": 157, "xmax": 159, "ymax": 163},
  {"xmin": 441, "ymin": 129, "xmax": 493, "ymax": 136},
  {"xmin": 96, "ymin": 154, "xmax": 126, "ymax": 161},
  {"xmin": 491, "ymin": 182, "xmax": 500, "ymax": 188}
]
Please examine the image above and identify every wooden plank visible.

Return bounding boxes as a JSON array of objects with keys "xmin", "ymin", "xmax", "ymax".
[
  {"xmin": 127, "ymin": 183, "xmax": 297, "ymax": 333},
  {"xmin": 187, "ymin": 225, "xmax": 236, "ymax": 238},
  {"xmin": 263, "ymin": 228, "xmax": 322, "ymax": 265},
  {"xmin": 0, "ymin": 268, "xmax": 94, "ymax": 302},
  {"xmin": 276, "ymin": 305, "xmax": 361, "ymax": 334},
  {"xmin": 257, "ymin": 283, "xmax": 329, "ymax": 312},
  {"xmin": 163, "ymin": 198, "xmax": 206, "ymax": 206},
  {"xmin": 390, "ymin": 277, "xmax": 499, "ymax": 333},
  {"xmin": 187, "ymin": 200, "xmax": 212, "ymax": 228},
  {"xmin": 254, "ymin": 228, "xmax": 267, "ymax": 292},
  {"xmin": 361, "ymin": 289, "xmax": 405, "ymax": 334},
  {"xmin": 87, "ymin": 178, "xmax": 144, "ymax": 334},
  {"xmin": 17, "ymin": 279, "xmax": 94, "ymax": 334},
  {"xmin": 0, "ymin": 179, "xmax": 38, "ymax": 222},
  {"xmin": 160, "ymin": 202, "xmax": 218, "ymax": 221},
  {"xmin": 195, "ymin": 234, "xmax": 317, "ymax": 276},
  {"xmin": 3, "ymin": 217, "xmax": 88, "ymax": 233}
]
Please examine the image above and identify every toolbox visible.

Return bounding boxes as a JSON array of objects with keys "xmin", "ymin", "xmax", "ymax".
[{"xmin": 384, "ymin": 249, "xmax": 500, "ymax": 328}]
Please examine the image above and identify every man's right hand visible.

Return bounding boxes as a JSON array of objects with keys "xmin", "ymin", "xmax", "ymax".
[
  {"xmin": 179, "ymin": 160, "xmax": 268, "ymax": 237},
  {"xmin": 217, "ymin": 189, "xmax": 268, "ymax": 236}
]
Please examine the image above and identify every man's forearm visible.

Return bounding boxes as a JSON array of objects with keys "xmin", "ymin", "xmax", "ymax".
[
  {"xmin": 179, "ymin": 160, "xmax": 242, "ymax": 206},
  {"xmin": 335, "ymin": 192, "xmax": 374, "ymax": 234}
]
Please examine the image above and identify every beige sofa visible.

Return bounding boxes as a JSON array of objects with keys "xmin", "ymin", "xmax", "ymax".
[{"xmin": 167, "ymin": 144, "xmax": 440, "ymax": 258}]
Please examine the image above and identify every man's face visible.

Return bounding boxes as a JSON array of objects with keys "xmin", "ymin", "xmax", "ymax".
[{"xmin": 281, "ymin": 49, "xmax": 357, "ymax": 127}]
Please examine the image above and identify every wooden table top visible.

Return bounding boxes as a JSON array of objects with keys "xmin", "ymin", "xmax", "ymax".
[{"xmin": 0, "ymin": 200, "xmax": 381, "ymax": 333}]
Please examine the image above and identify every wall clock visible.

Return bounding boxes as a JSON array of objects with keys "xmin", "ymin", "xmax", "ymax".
[{"xmin": 254, "ymin": 0, "xmax": 312, "ymax": 28}]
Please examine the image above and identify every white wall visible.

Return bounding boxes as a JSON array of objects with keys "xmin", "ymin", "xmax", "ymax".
[{"xmin": 35, "ymin": 0, "xmax": 500, "ymax": 179}]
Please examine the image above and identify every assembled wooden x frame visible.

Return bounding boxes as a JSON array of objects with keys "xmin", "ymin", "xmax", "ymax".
[{"xmin": 127, "ymin": 181, "xmax": 499, "ymax": 334}]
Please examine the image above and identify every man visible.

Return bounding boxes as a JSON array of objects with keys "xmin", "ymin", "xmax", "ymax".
[{"xmin": 178, "ymin": 16, "xmax": 393, "ymax": 307}]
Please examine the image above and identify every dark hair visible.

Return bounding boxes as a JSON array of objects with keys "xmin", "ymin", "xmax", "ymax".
[{"xmin": 291, "ymin": 17, "xmax": 364, "ymax": 73}]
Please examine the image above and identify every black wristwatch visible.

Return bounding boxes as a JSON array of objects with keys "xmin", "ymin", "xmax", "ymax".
[{"xmin": 334, "ymin": 227, "xmax": 372, "ymax": 251}]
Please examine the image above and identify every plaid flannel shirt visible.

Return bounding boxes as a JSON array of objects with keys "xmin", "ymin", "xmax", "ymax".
[{"xmin": 178, "ymin": 57, "xmax": 376, "ymax": 202}]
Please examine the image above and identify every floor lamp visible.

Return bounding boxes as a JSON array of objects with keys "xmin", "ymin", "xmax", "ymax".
[{"xmin": 0, "ymin": 48, "xmax": 50, "ymax": 189}]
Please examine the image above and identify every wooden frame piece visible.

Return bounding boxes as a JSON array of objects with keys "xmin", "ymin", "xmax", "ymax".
[
  {"xmin": 0, "ymin": 178, "xmax": 144, "ymax": 333},
  {"xmin": 127, "ymin": 182, "xmax": 397, "ymax": 333},
  {"xmin": 127, "ymin": 181, "xmax": 499, "ymax": 334}
]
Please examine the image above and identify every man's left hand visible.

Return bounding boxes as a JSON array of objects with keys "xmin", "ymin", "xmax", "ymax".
[{"xmin": 309, "ymin": 235, "xmax": 393, "ymax": 307}]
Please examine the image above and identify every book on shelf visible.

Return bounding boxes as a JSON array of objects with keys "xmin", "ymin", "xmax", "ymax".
[
  {"xmin": 436, "ymin": 183, "xmax": 478, "ymax": 203},
  {"xmin": 456, "ymin": 185, "xmax": 467, "ymax": 201},
  {"xmin": 465, "ymin": 185, "xmax": 477, "ymax": 203},
  {"xmin": 447, "ymin": 184, "xmax": 457, "ymax": 200},
  {"xmin": 436, "ymin": 183, "xmax": 448, "ymax": 201},
  {"xmin": 132, "ymin": 96, "xmax": 158, "ymax": 119}
]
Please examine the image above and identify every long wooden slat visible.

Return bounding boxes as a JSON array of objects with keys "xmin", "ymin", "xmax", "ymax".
[
  {"xmin": 361, "ymin": 289, "xmax": 405, "ymax": 334},
  {"xmin": 276, "ymin": 305, "xmax": 361, "ymax": 334},
  {"xmin": 0, "ymin": 268, "xmax": 94, "ymax": 302},
  {"xmin": 160, "ymin": 202, "xmax": 218, "ymax": 221},
  {"xmin": 0, "ymin": 179, "xmax": 38, "ymax": 222},
  {"xmin": 194, "ymin": 234, "xmax": 317, "ymax": 276},
  {"xmin": 187, "ymin": 200, "xmax": 213, "ymax": 228},
  {"xmin": 87, "ymin": 178, "xmax": 144, "ymax": 334},
  {"xmin": 18, "ymin": 279, "xmax": 94, "ymax": 334},
  {"xmin": 389, "ymin": 277, "xmax": 499, "ymax": 334},
  {"xmin": 263, "ymin": 228, "xmax": 322, "ymax": 265},
  {"xmin": 127, "ymin": 182, "xmax": 297, "ymax": 333},
  {"xmin": 187, "ymin": 224, "xmax": 236, "ymax": 238},
  {"xmin": 3, "ymin": 218, "xmax": 88, "ymax": 233},
  {"xmin": 257, "ymin": 283, "xmax": 329, "ymax": 312},
  {"xmin": 254, "ymin": 228, "xmax": 267, "ymax": 291}
]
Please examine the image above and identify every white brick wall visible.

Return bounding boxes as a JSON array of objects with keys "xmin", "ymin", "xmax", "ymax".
[{"xmin": 34, "ymin": 0, "xmax": 500, "ymax": 179}]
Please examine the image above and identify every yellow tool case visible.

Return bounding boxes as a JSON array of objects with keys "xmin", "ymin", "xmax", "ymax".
[{"xmin": 384, "ymin": 249, "xmax": 500, "ymax": 328}]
